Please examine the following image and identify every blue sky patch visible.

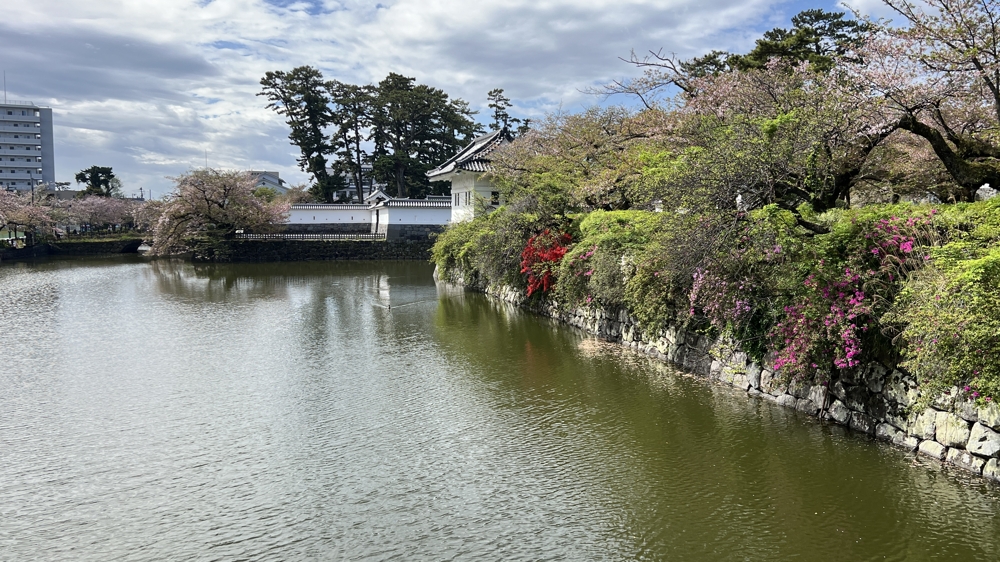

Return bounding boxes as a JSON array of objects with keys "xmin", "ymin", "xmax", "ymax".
[
  {"xmin": 210, "ymin": 41, "xmax": 247, "ymax": 51},
  {"xmin": 263, "ymin": 0, "xmax": 332, "ymax": 16}
]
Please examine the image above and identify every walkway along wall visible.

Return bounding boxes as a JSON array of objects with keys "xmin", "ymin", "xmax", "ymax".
[{"xmin": 438, "ymin": 269, "xmax": 1000, "ymax": 484}]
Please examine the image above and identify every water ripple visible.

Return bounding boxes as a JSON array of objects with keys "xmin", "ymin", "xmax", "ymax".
[{"xmin": 2, "ymin": 259, "xmax": 1000, "ymax": 560}]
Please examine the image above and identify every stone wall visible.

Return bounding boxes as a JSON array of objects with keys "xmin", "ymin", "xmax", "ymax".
[
  {"xmin": 456, "ymin": 276, "xmax": 1000, "ymax": 484},
  {"xmin": 384, "ymin": 224, "xmax": 446, "ymax": 241},
  {"xmin": 195, "ymin": 239, "xmax": 435, "ymax": 262},
  {"xmin": 0, "ymin": 238, "xmax": 144, "ymax": 261}
]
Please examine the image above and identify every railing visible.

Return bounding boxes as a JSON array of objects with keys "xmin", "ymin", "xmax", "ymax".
[
  {"xmin": 1, "ymin": 100, "xmax": 36, "ymax": 106},
  {"xmin": 235, "ymin": 232, "xmax": 387, "ymax": 241}
]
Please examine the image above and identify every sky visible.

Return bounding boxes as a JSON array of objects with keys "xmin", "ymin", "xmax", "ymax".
[{"xmin": 0, "ymin": 0, "xmax": 895, "ymax": 197}]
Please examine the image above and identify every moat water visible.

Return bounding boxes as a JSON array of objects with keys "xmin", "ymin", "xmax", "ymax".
[{"xmin": 2, "ymin": 258, "xmax": 1000, "ymax": 561}]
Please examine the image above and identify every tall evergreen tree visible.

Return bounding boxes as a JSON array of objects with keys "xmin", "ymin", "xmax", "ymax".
[
  {"xmin": 370, "ymin": 73, "xmax": 480, "ymax": 198},
  {"xmin": 487, "ymin": 88, "xmax": 514, "ymax": 131},
  {"xmin": 262, "ymin": 68, "xmax": 480, "ymax": 200},
  {"xmin": 487, "ymin": 88, "xmax": 532, "ymax": 135},
  {"xmin": 75, "ymin": 166, "xmax": 121, "ymax": 197},
  {"xmin": 259, "ymin": 67, "xmax": 338, "ymax": 202},
  {"xmin": 729, "ymin": 9, "xmax": 869, "ymax": 72},
  {"xmin": 328, "ymin": 81, "xmax": 375, "ymax": 202}
]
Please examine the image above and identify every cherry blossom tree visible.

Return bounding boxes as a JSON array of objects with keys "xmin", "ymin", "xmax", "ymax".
[
  {"xmin": 65, "ymin": 196, "xmax": 134, "ymax": 232},
  {"xmin": 641, "ymin": 60, "xmax": 897, "ymax": 231},
  {"xmin": 132, "ymin": 200, "xmax": 166, "ymax": 234},
  {"xmin": 0, "ymin": 190, "xmax": 53, "ymax": 246},
  {"xmin": 490, "ymin": 107, "xmax": 658, "ymax": 215},
  {"xmin": 150, "ymin": 169, "xmax": 289, "ymax": 255},
  {"xmin": 851, "ymin": 0, "xmax": 1000, "ymax": 201}
]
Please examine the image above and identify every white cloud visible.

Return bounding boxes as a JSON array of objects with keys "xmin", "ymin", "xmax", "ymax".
[{"xmin": 2, "ymin": 0, "xmax": 851, "ymax": 195}]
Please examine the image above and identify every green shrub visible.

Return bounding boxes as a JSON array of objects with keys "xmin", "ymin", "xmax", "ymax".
[
  {"xmin": 432, "ymin": 206, "xmax": 539, "ymax": 289},
  {"xmin": 891, "ymin": 252, "xmax": 1000, "ymax": 403},
  {"xmin": 555, "ymin": 210, "xmax": 662, "ymax": 308},
  {"xmin": 888, "ymin": 199, "xmax": 1000, "ymax": 402}
]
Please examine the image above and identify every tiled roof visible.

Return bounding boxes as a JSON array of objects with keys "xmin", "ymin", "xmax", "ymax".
[
  {"xmin": 370, "ymin": 199, "xmax": 451, "ymax": 209},
  {"xmin": 290, "ymin": 204, "xmax": 369, "ymax": 210},
  {"xmin": 426, "ymin": 127, "xmax": 514, "ymax": 180}
]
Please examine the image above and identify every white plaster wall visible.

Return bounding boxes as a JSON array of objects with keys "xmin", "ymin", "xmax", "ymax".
[
  {"xmin": 380, "ymin": 207, "xmax": 452, "ymax": 225},
  {"xmin": 287, "ymin": 207, "xmax": 371, "ymax": 224},
  {"xmin": 449, "ymin": 174, "xmax": 498, "ymax": 223}
]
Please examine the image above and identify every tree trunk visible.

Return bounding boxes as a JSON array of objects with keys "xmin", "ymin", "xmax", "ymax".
[
  {"xmin": 395, "ymin": 166, "xmax": 406, "ymax": 198},
  {"xmin": 898, "ymin": 114, "xmax": 992, "ymax": 202}
]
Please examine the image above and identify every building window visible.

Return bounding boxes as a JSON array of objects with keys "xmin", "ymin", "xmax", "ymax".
[{"xmin": 491, "ymin": 191, "xmax": 500, "ymax": 205}]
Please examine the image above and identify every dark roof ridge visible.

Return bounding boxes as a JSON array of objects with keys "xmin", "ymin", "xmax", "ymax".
[{"xmin": 426, "ymin": 126, "xmax": 514, "ymax": 179}]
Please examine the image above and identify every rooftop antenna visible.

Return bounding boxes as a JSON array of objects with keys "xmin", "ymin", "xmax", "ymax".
[
  {"xmin": 205, "ymin": 149, "xmax": 208, "ymax": 169},
  {"xmin": 3, "ymin": 71, "xmax": 6, "ymax": 104}
]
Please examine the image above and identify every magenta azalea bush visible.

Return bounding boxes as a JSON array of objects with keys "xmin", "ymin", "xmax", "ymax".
[{"xmin": 768, "ymin": 211, "xmax": 939, "ymax": 382}]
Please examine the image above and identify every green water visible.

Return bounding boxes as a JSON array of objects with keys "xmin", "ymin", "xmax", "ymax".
[{"xmin": 1, "ymin": 258, "xmax": 998, "ymax": 561}]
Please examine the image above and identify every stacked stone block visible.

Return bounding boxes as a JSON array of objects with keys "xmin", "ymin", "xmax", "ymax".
[{"xmin": 452, "ymin": 273, "xmax": 1000, "ymax": 484}]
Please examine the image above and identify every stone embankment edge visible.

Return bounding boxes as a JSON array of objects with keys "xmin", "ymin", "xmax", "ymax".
[
  {"xmin": 437, "ymin": 267, "xmax": 1000, "ymax": 484},
  {"xmin": 0, "ymin": 238, "xmax": 144, "ymax": 262},
  {"xmin": 1, "ymin": 238, "xmax": 436, "ymax": 263},
  {"xmin": 194, "ymin": 239, "xmax": 435, "ymax": 262}
]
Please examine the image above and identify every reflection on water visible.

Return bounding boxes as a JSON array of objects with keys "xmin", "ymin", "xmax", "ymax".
[{"xmin": 2, "ymin": 258, "xmax": 999, "ymax": 561}]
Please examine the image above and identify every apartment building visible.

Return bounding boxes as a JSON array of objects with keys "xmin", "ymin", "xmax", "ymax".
[{"xmin": 0, "ymin": 101, "xmax": 54, "ymax": 192}]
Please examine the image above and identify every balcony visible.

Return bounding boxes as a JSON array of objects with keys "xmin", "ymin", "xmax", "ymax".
[
  {"xmin": 0, "ymin": 124, "xmax": 41, "ymax": 132},
  {"xmin": 0, "ymin": 119, "xmax": 40, "ymax": 124},
  {"xmin": 0, "ymin": 111, "xmax": 40, "ymax": 118},
  {"xmin": 0, "ymin": 176, "xmax": 44, "ymax": 183},
  {"xmin": 0, "ymin": 134, "xmax": 42, "ymax": 146}
]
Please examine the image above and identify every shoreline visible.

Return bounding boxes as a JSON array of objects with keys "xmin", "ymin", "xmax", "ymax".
[
  {"xmin": 1, "ymin": 237, "xmax": 435, "ymax": 264},
  {"xmin": 438, "ymin": 267, "xmax": 1000, "ymax": 485},
  {"xmin": 0, "ymin": 237, "xmax": 144, "ymax": 262}
]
